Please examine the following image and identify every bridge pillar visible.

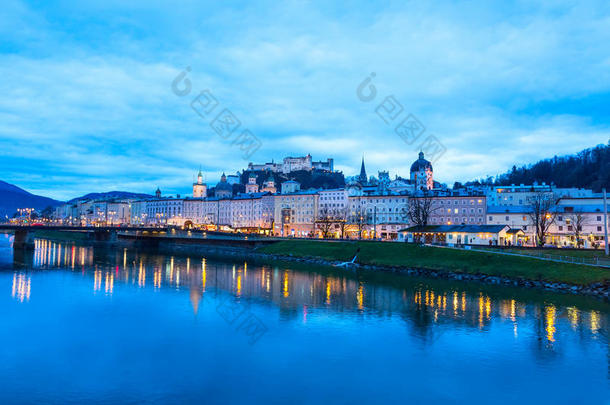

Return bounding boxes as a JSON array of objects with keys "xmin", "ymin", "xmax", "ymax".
[
  {"xmin": 91, "ymin": 229, "xmax": 118, "ymax": 246},
  {"xmin": 13, "ymin": 247, "xmax": 34, "ymax": 267},
  {"xmin": 13, "ymin": 229, "xmax": 35, "ymax": 250}
]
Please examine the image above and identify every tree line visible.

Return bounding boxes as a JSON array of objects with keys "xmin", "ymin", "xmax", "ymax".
[{"xmin": 460, "ymin": 142, "xmax": 610, "ymax": 192}]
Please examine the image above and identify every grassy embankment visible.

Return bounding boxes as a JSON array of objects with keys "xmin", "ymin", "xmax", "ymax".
[
  {"xmin": 258, "ymin": 240, "xmax": 610, "ymax": 286},
  {"xmin": 478, "ymin": 247, "xmax": 606, "ymax": 259}
]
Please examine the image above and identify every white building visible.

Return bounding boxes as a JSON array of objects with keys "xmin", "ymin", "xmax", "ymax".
[
  {"xmin": 146, "ymin": 198, "xmax": 184, "ymax": 225},
  {"xmin": 484, "ymin": 183, "xmax": 594, "ymax": 207},
  {"xmin": 388, "ymin": 178, "xmax": 415, "ymax": 194},
  {"xmin": 183, "ymin": 198, "xmax": 222, "ymax": 227},
  {"xmin": 485, "ymin": 183, "xmax": 552, "ymax": 206},
  {"xmin": 105, "ymin": 202, "xmax": 131, "ymax": 225},
  {"xmin": 553, "ymin": 198, "xmax": 608, "ymax": 248},
  {"xmin": 129, "ymin": 200, "xmax": 148, "ymax": 225},
  {"xmin": 487, "ymin": 197, "xmax": 608, "ymax": 248},
  {"xmin": 54, "ymin": 200, "xmax": 130, "ymax": 226},
  {"xmin": 318, "ymin": 189, "xmax": 348, "ymax": 216},
  {"xmin": 54, "ymin": 203, "xmax": 78, "ymax": 225},
  {"xmin": 398, "ymin": 224, "xmax": 522, "ymax": 246},
  {"xmin": 229, "ymin": 193, "xmax": 274, "ymax": 231},
  {"xmin": 273, "ymin": 190, "xmax": 318, "ymax": 237},
  {"xmin": 281, "ymin": 180, "xmax": 301, "ymax": 194},
  {"xmin": 347, "ymin": 194, "xmax": 409, "ymax": 240}
]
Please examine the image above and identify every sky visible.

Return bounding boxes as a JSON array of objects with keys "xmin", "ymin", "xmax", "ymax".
[{"xmin": 1, "ymin": 0, "xmax": 609, "ymax": 201}]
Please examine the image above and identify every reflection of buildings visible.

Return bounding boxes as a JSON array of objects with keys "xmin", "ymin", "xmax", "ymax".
[{"xmin": 15, "ymin": 239, "xmax": 609, "ymax": 355}]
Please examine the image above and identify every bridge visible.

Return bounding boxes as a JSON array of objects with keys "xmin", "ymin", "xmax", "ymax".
[
  {"xmin": 0, "ymin": 225, "xmax": 168, "ymax": 249},
  {"xmin": 0, "ymin": 225, "xmax": 166, "ymax": 232},
  {"xmin": 0, "ymin": 225, "xmax": 279, "ymax": 250}
]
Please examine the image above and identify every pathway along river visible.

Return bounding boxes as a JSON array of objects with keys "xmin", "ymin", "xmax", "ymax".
[{"xmin": 1, "ymin": 234, "xmax": 609, "ymax": 404}]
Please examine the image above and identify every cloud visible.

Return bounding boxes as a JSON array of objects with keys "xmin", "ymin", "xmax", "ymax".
[{"xmin": 1, "ymin": 0, "xmax": 610, "ymax": 200}]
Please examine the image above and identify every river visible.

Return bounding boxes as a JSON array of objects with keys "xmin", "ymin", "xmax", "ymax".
[{"xmin": 1, "ymin": 234, "xmax": 608, "ymax": 404}]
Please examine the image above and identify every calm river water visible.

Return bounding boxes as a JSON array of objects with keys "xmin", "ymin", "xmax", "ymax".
[{"xmin": 1, "ymin": 234, "xmax": 609, "ymax": 404}]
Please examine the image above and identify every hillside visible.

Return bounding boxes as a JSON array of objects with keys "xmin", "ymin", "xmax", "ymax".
[
  {"xmin": 464, "ymin": 142, "xmax": 610, "ymax": 191},
  {"xmin": 0, "ymin": 181, "xmax": 63, "ymax": 218},
  {"xmin": 68, "ymin": 191, "xmax": 152, "ymax": 203},
  {"xmin": 240, "ymin": 169, "xmax": 345, "ymax": 190}
]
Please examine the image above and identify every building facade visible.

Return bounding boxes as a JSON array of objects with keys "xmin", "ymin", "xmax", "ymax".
[
  {"xmin": 487, "ymin": 197, "xmax": 608, "ymax": 247},
  {"xmin": 273, "ymin": 191, "xmax": 318, "ymax": 237},
  {"xmin": 428, "ymin": 196, "xmax": 487, "ymax": 226}
]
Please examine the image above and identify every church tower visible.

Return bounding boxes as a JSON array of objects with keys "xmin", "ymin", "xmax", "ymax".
[
  {"xmin": 192, "ymin": 168, "xmax": 207, "ymax": 198},
  {"xmin": 245, "ymin": 173, "xmax": 259, "ymax": 194},
  {"xmin": 261, "ymin": 173, "xmax": 277, "ymax": 193},
  {"xmin": 358, "ymin": 156, "xmax": 368, "ymax": 184},
  {"xmin": 410, "ymin": 151, "xmax": 433, "ymax": 191}
]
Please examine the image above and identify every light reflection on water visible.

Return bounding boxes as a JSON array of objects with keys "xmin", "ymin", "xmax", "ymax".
[
  {"xmin": 9, "ymin": 240, "xmax": 609, "ymax": 341},
  {"xmin": 2, "ymin": 237, "xmax": 610, "ymax": 403},
  {"xmin": 9, "ymin": 239, "xmax": 609, "ymax": 347},
  {"xmin": 11, "ymin": 273, "xmax": 30, "ymax": 302}
]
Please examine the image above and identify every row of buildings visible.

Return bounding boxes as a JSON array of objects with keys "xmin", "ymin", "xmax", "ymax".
[{"xmin": 52, "ymin": 152, "xmax": 608, "ymax": 248}]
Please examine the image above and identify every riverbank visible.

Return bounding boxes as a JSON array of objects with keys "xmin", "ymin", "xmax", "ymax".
[{"xmin": 256, "ymin": 240, "xmax": 610, "ymax": 297}]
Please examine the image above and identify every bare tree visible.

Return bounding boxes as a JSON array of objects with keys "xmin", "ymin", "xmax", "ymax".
[
  {"xmin": 335, "ymin": 207, "xmax": 349, "ymax": 238},
  {"xmin": 527, "ymin": 191, "xmax": 559, "ymax": 247},
  {"xmin": 315, "ymin": 207, "xmax": 336, "ymax": 238},
  {"xmin": 348, "ymin": 204, "xmax": 372, "ymax": 240},
  {"xmin": 566, "ymin": 213, "xmax": 589, "ymax": 248},
  {"xmin": 402, "ymin": 194, "xmax": 439, "ymax": 227}
]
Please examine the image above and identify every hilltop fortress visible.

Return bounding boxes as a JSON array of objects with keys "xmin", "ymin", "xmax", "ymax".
[{"xmin": 247, "ymin": 154, "xmax": 334, "ymax": 174}]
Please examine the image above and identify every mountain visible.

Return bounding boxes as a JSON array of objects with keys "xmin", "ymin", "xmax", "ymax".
[
  {"xmin": 0, "ymin": 181, "xmax": 63, "ymax": 219},
  {"xmin": 67, "ymin": 191, "xmax": 152, "ymax": 203}
]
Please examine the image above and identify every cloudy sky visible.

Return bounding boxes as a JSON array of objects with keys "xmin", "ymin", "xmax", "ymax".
[{"xmin": 1, "ymin": 0, "xmax": 609, "ymax": 200}]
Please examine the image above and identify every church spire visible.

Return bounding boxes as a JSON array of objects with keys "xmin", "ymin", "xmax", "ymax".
[
  {"xmin": 359, "ymin": 156, "xmax": 367, "ymax": 183},
  {"xmin": 195, "ymin": 166, "xmax": 203, "ymax": 185}
]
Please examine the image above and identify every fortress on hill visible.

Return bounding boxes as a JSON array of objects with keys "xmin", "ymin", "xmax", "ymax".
[{"xmin": 247, "ymin": 154, "xmax": 334, "ymax": 174}]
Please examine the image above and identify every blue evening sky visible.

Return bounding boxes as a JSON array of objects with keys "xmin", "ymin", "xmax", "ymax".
[{"xmin": 1, "ymin": 0, "xmax": 609, "ymax": 200}]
